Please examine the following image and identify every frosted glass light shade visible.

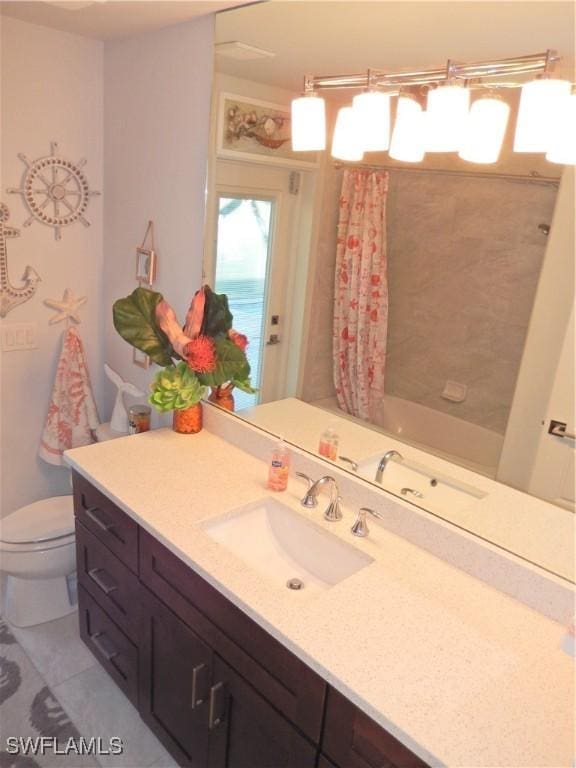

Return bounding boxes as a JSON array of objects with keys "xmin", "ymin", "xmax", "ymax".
[
  {"xmin": 426, "ymin": 85, "xmax": 470, "ymax": 152},
  {"xmin": 459, "ymin": 97, "xmax": 510, "ymax": 164},
  {"xmin": 352, "ymin": 91, "xmax": 391, "ymax": 151},
  {"xmin": 389, "ymin": 96, "xmax": 426, "ymax": 163},
  {"xmin": 291, "ymin": 95, "xmax": 326, "ymax": 151},
  {"xmin": 546, "ymin": 93, "xmax": 576, "ymax": 164},
  {"xmin": 331, "ymin": 106, "xmax": 364, "ymax": 161},
  {"xmin": 514, "ymin": 78, "xmax": 571, "ymax": 153}
]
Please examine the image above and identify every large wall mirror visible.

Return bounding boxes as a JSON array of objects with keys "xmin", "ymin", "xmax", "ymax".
[{"xmin": 206, "ymin": 1, "xmax": 575, "ymax": 582}]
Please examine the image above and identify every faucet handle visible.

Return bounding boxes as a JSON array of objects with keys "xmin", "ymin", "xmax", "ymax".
[
  {"xmin": 296, "ymin": 472, "xmax": 317, "ymax": 508},
  {"xmin": 295, "ymin": 471, "xmax": 314, "ymax": 489},
  {"xmin": 339, "ymin": 456, "xmax": 358, "ymax": 472},
  {"xmin": 351, "ymin": 507, "xmax": 383, "ymax": 537},
  {"xmin": 324, "ymin": 494, "xmax": 343, "ymax": 523}
]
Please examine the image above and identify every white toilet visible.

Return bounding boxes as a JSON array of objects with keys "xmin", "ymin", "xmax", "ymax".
[{"xmin": 0, "ymin": 495, "xmax": 76, "ymax": 627}]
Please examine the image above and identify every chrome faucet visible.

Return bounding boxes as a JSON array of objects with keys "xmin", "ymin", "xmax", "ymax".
[
  {"xmin": 375, "ymin": 450, "xmax": 403, "ymax": 484},
  {"xmin": 296, "ymin": 472, "xmax": 343, "ymax": 522}
]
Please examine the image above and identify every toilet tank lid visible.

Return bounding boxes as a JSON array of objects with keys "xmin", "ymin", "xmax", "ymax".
[{"xmin": 0, "ymin": 496, "xmax": 74, "ymax": 544}]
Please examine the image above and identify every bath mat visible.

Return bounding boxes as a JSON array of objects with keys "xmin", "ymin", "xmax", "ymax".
[{"xmin": 0, "ymin": 617, "xmax": 98, "ymax": 768}]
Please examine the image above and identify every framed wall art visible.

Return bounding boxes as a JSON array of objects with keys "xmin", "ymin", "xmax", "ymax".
[
  {"xmin": 136, "ymin": 220, "xmax": 157, "ymax": 286},
  {"xmin": 133, "ymin": 348, "xmax": 150, "ymax": 369},
  {"xmin": 216, "ymin": 92, "xmax": 319, "ymax": 168}
]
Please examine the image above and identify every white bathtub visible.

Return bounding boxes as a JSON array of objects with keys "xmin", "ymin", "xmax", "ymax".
[{"xmin": 312, "ymin": 394, "xmax": 503, "ymax": 476}]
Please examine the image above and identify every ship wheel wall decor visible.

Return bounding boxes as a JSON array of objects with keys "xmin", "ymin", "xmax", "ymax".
[
  {"xmin": 0, "ymin": 202, "xmax": 41, "ymax": 318},
  {"xmin": 7, "ymin": 142, "xmax": 101, "ymax": 240}
]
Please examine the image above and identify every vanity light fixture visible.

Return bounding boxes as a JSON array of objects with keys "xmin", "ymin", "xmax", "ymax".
[
  {"xmin": 546, "ymin": 91, "xmax": 576, "ymax": 164},
  {"xmin": 459, "ymin": 93, "xmax": 510, "ymax": 164},
  {"xmin": 291, "ymin": 80, "xmax": 326, "ymax": 152},
  {"xmin": 389, "ymin": 94, "xmax": 426, "ymax": 163},
  {"xmin": 352, "ymin": 82, "xmax": 391, "ymax": 151},
  {"xmin": 426, "ymin": 65, "xmax": 471, "ymax": 153},
  {"xmin": 331, "ymin": 106, "xmax": 365, "ymax": 161},
  {"xmin": 291, "ymin": 51, "xmax": 576, "ymax": 166},
  {"xmin": 514, "ymin": 77, "xmax": 572, "ymax": 152}
]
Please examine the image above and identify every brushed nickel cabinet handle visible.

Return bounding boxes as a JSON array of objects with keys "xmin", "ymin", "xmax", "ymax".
[
  {"xmin": 191, "ymin": 663, "xmax": 208, "ymax": 709},
  {"xmin": 84, "ymin": 505, "xmax": 114, "ymax": 532},
  {"xmin": 90, "ymin": 631, "xmax": 117, "ymax": 662},
  {"xmin": 208, "ymin": 682, "xmax": 226, "ymax": 729},
  {"xmin": 88, "ymin": 568, "xmax": 117, "ymax": 596}
]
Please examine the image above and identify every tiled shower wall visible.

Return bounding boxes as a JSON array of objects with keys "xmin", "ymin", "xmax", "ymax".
[{"xmin": 302, "ymin": 168, "xmax": 557, "ymax": 435}]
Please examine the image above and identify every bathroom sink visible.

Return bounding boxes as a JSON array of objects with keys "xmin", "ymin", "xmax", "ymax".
[
  {"xmin": 357, "ymin": 455, "xmax": 486, "ymax": 514},
  {"xmin": 202, "ymin": 498, "xmax": 373, "ymax": 593}
]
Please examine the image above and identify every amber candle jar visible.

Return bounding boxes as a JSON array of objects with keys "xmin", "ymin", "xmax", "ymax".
[{"xmin": 172, "ymin": 403, "xmax": 203, "ymax": 434}]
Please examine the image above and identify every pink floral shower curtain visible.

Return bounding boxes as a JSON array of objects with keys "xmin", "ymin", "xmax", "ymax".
[{"xmin": 333, "ymin": 169, "xmax": 389, "ymax": 421}]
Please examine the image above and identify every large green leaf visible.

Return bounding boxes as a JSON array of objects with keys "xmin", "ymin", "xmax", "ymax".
[
  {"xmin": 197, "ymin": 338, "xmax": 248, "ymax": 387},
  {"xmin": 113, "ymin": 288, "xmax": 174, "ymax": 367},
  {"xmin": 201, "ymin": 286, "xmax": 233, "ymax": 338}
]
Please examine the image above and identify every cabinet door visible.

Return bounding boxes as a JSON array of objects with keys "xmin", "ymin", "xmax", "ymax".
[
  {"xmin": 323, "ymin": 688, "xmax": 430, "ymax": 768},
  {"xmin": 140, "ymin": 588, "xmax": 212, "ymax": 768},
  {"xmin": 207, "ymin": 656, "xmax": 317, "ymax": 768}
]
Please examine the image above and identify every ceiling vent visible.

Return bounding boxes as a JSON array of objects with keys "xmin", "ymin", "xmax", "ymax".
[{"xmin": 215, "ymin": 41, "xmax": 275, "ymax": 61}]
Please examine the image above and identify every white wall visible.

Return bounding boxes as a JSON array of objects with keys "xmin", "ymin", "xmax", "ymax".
[
  {"xmin": 103, "ymin": 16, "xmax": 215, "ymax": 422},
  {"xmin": 497, "ymin": 167, "xmax": 575, "ymax": 490},
  {"xmin": 0, "ymin": 17, "xmax": 104, "ymax": 516}
]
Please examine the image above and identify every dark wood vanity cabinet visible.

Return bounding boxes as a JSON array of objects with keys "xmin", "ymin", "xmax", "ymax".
[{"xmin": 72, "ymin": 472, "xmax": 430, "ymax": 768}]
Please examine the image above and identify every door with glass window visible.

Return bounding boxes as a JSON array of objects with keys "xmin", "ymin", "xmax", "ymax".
[{"xmin": 205, "ymin": 162, "xmax": 297, "ymax": 411}]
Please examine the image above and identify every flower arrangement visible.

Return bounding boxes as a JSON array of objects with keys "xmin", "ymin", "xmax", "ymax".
[{"xmin": 112, "ymin": 285, "xmax": 256, "ymax": 415}]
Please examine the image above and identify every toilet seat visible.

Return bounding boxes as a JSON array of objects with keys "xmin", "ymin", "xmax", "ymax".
[{"xmin": 0, "ymin": 496, "xmax": 75, "ymax": 552}]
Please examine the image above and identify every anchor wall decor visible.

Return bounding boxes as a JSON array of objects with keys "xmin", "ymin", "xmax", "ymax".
[
  {"xmin": 0, "ymin": 202, "xmax": 41, "ymax": 318},
  {"xmin": 7, "ymin": 142, "xmax": 101, "ymax": 240}
]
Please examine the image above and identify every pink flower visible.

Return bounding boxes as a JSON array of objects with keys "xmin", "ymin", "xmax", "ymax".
[{"xmin": 228, "ymin": 329, "xmax": 248, "ymax": 352}]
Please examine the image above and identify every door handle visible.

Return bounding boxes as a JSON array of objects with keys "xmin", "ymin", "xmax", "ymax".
[
  {"xmin": 208, "ymin": 682, "xmax": 227, "ymax": 729},
  {"xmin": 191, "ymin": 663, "xmax": 208, "ymax": 709},
  {"xmin": 88, "ymin": 568, "xmax": 117, "ymax": 596}
]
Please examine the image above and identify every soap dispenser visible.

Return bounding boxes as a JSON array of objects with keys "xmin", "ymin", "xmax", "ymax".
[{"xmin": 267, "ymin": 438, "xmax": 290, "ymax": 492}]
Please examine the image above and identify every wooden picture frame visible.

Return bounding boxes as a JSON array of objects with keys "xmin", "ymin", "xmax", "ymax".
[
  {"xmin": 133, "ymin": 348, "xmax": 150, "ymax": 369},
  {"xmin": 216, "ymin": 92, "xmax": 319, "ymax": 168},
  {"xmin": 136, "ymin": 247, "xmax": 157, "ymax": 285}
]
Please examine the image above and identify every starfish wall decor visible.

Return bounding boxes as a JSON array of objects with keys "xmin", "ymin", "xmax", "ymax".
[
  {"xmin": 7, "ymin": 142, "xmax": 101, "ymax": 240},
  {"xmin": 44, "ymin": 288, "xmax": 87, "ymax": 326}
]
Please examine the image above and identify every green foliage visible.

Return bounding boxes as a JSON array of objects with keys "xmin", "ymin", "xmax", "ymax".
[
  {"xmin": 197, "ymin": 338, "xmax": 249, "ymax": 388},
  {"xmin": 232, "ymin": 377, "xmax": 258, "ymax": 394},
  {"xmin": 149, "ymin": 363, "xmax": 206, "ymax": 412},
  {"xmin": 200, "ymin": 286, "xmax": 233, "ymax": 338},
  {"xmin": 113, "ymin": 288, "xmax": 174, "ymax": 367}
]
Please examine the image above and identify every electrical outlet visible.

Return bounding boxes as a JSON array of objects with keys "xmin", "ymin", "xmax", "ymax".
[{"xmin": 1, "ymin": 323, "xmax": 38, "ymax": 352}]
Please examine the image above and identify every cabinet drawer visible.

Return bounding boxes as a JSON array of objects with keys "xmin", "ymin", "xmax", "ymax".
[
  {"xmin": 73, "ymin": 471, "xmax": 138, "ymax": 574},
  {"xmin": 140, "ymin": 529, "xmax": 326, "ymax": 744},
  {"xmin": 76, "ymin": 520, "xmax": 140, "ymax": 641},
  {"xmin": 78, "ymin": 585, "xmax": 138, "ymax": 706},
  {"xmin": 323, "ymin": 688, "xmax": 430, "ymax": 768}
]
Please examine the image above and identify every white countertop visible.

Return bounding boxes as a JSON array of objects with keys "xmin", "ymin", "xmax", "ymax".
[
  {"xmin": 66, "ymin": 427, "xmax": 575, "ymax": 768},
  {"xmin": 241, "ymin": 398, "xmax": 575, "ymax": 582}
]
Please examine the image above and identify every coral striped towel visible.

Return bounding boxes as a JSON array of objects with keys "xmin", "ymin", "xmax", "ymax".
[{"xmin": 39, "ymin": 327, "xmax": 100, "ymax": 466}]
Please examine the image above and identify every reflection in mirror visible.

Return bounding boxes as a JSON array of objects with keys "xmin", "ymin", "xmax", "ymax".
[{"xmin": 207, "ymin": 2, "xmax": 575, "ymax": 581}]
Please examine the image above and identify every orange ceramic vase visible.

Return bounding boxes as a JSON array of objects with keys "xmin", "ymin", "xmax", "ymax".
[
  {"xmin": 208, "ymin": 386, "xmax": 235, "ymax": 412},
  {"xmin": 172, "ymin": 403, "xmax": 203, "ymax": 434}
]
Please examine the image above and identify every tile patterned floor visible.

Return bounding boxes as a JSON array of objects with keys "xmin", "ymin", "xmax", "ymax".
[{"xmin": 3, "ymin": 610, "xmax": 179, "ymax": 768}]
